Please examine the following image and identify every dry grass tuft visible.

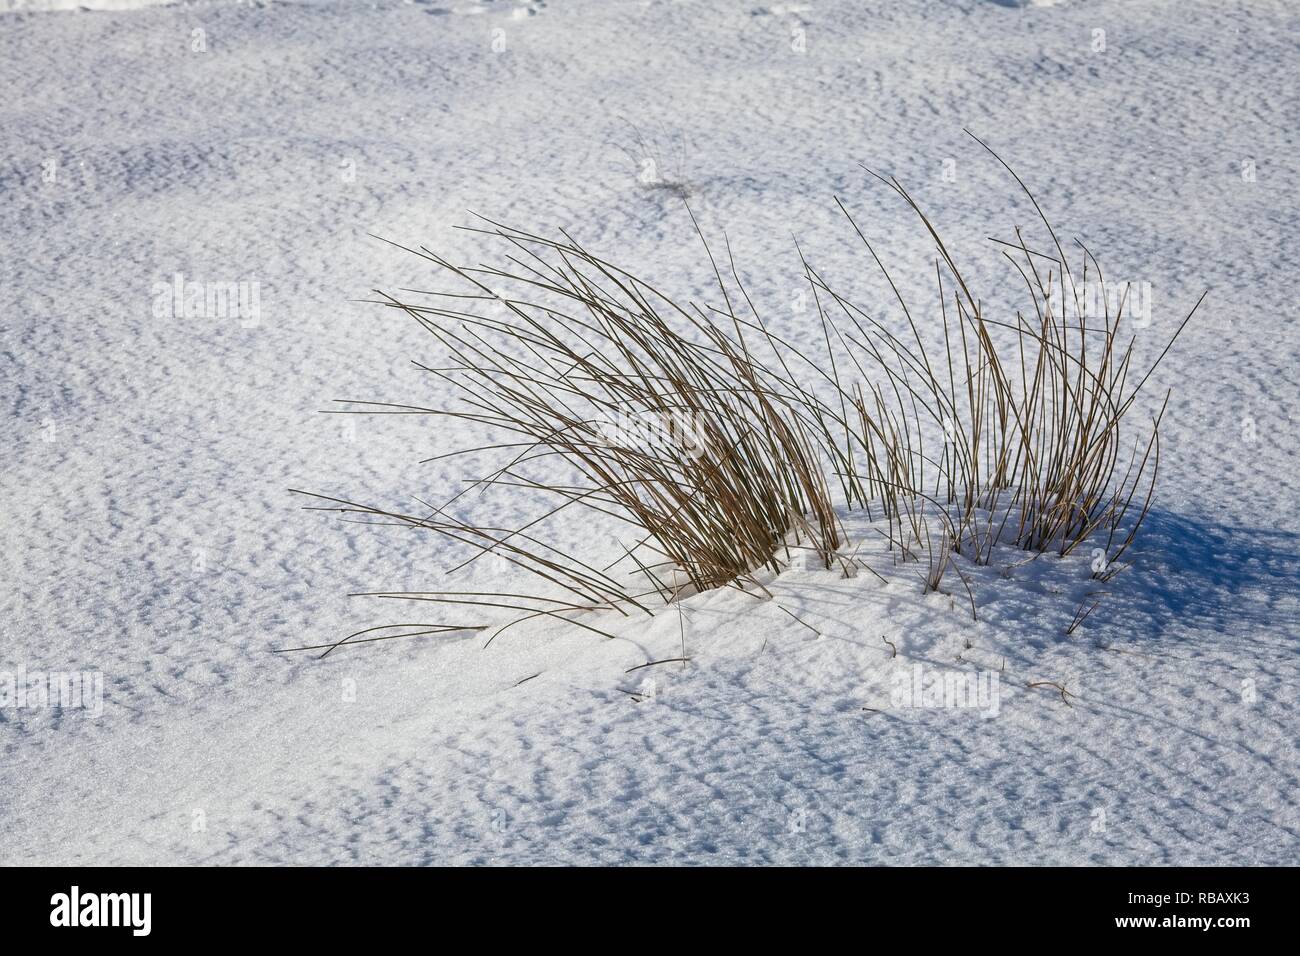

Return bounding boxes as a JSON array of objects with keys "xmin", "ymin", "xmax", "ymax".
[
  {"xmin": 811, "ymin": 133, "xmax": 1204, "ymax": 592},
  {"xmin": 294, "ymin": 135, "xmax": 1201, "ymax": 652}
]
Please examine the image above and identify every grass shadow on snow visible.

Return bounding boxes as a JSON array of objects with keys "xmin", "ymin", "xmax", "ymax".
[{"xmin": 1100, "ymin": 508, "xmax": 1300, "ymax": 639}]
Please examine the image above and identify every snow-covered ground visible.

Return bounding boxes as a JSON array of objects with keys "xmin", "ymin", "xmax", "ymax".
[{"xmin": 2, "ymin": 0, "xmax": 1297, "ymax": 865}]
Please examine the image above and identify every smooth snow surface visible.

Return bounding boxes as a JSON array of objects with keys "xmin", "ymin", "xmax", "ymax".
[{"xmin": 2, "ymin": 0, "xmax": 1298, "ymax": 864}]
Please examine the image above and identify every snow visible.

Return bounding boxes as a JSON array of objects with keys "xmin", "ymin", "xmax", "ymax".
[
  {"xmin": 0, "ymin": 1, "xmax": 173, "ymax": 11},
  {"xmin": 2, "ymin": 0, "xmax": 1298, "ymax": 864}
]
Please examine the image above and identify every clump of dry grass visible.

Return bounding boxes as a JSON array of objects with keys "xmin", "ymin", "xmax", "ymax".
[
  {"xmin": 387, "ymin": 215, "xmax": 842, "ymax": 595},
  {"xmin": 814, "ymin": 134, "xmax": 1205, "ymax": 590},
  {"xmin": 294, "ymin": 214, "xmax": 847, "ymax": 648},
  {"xmin": 294, "ymin": 136, "xmax": 1201, "ymax": 651}
]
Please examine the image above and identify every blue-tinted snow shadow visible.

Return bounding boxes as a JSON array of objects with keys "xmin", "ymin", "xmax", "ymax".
[{"xmin": 1109, "ymin": 508, "xmax": 1300, "ymax": 639}]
